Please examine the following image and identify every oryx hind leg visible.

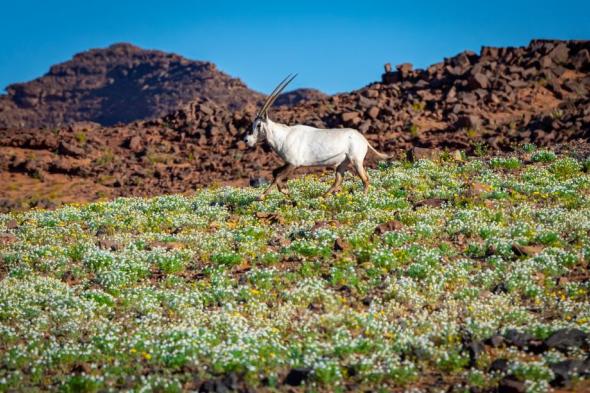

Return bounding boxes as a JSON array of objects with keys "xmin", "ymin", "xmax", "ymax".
[
  {"xmin": 352, "ymin": 160, "xmax": 370, "ymax": 194},
  {"xmin": 325, "ymin": 159, "xmax": 349, "ymax": 195}
]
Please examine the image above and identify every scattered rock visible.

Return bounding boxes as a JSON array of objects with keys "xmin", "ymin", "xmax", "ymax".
[
  {"xmin": 572, "ymin": 49, "xmax": 590, "ymax": 70},
  {"xmin": 0, "ymin": 233, "xmax": 17, "ymax": 246},
  {"xmin": 504, "ymin": 329, "xmax": 534, "ymax": 348},
  {"xmin": 498, "ymin": 376, "xmax": 527, "ymax": 393},
  {"xmin": 465, "ymin": 340, "xmax": 485, "ymax": 367},
  {"xmin": 512, "ymin": 243, "xmax": 544, "ymax": 256},
  {"xmin": 310, "ymin": 220, "xmax": 329, "ymax": 232},
  {"xmin": 415, "ymin": 198, "xmax": 445, "ymax": 208},
  {"xmin": 97, "ymin": 238, "xmax": 121, "ymax": 251},
  {"xmin": 485, "ymin": 335, "xmax": 505, "ymax": 348},
  {"xmin": 58, "ymin": 141, "xmax": 84, "ymax": 157},
  {"xmin": 455, "ymin": 115, "xmax": 482, "ymax": 130},
  {"xmin": 492, "ymin": 282, "xmax": 508, "ymax": 294},
  {"xmin": 198, "ymin": 372, "xmax": 240, "ymax": 393},
  {"xmin": 333, "ymin": 238, "xmax": 349, "ymax": 252},
  {"xmin": 249, "ymin": 177, "xmax": 268, "ymax": 188},
  {"xmin": 469, "ymin": 72, "xmax": 490, "ymax": 89},
  {"xmin": 0, "ymin": 198, "xmax": 20, "ymax": 213},
  {"xmin": 544, "ymin": 328, "xmax": 588, "ymax": 352},
  {"xmin": 549, "ymin": 43, "xmax": 570, "ymax": 64},
  {"xmin": 127, "ymin": 136, "xmax": 144, "ymax": 153},
  {"xmin": 466, "ymin": 182, "xmax": 491, "ymax": 198},
  {"xmin": 396, "ymin": 63, "xmax": 413, "ymax": 74},
  {"xmin": 406, "ymin": 147, "xmax": 441, "ymax": 162},
  {"xmin": 549, "ymin": 359, "xmax": 590, "ymax": 387},
  {"xmin": 341, "ymin": 112, "xmax": 360, "ymax": 122},
  {"xmin": 283, "ymin": 368, "xmax": 311, "ymax": 386},
  {"xmin": 374, "ymin": 220, "xmax": 403, "ymax": 235},
  {"xmin": 70, "ymin": 362, "xmax": 92, "ymax": 374},
  {"xmin": 489, "ymin": 358, "xmax": 509, "ymax": 374},
  {"xmin": 5, "ymin": 219, "xmax": 18, "ymax": 229},
  {"xmin": 367, "ymin": 106, "xmax": 380, "ymax": 119}
]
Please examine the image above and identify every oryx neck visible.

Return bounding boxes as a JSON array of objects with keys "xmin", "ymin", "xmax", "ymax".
[{"xmin": 265, "ymin": 119, "xmax": 289, "ymax": 151}]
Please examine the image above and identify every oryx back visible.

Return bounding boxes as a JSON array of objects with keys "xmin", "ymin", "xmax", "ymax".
[{"xmin": 282, "ymin": 126, "xmax": 368, "ymax": 167}]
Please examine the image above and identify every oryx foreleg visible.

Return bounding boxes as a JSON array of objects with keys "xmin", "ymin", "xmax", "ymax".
[
  {"xmin": 276, "ymin": 165, "xmax": 296, "ymax": 195},
  {"xmin": 259, "ymin": 163, "xmax": 295, "ymax": 200}
]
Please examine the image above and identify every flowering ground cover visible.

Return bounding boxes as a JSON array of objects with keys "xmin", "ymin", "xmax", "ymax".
[{"xmin": 1, "ymin": 147, "xmax": 589, "ymax": 392}]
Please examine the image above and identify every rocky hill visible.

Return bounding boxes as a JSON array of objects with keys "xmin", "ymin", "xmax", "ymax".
[
  {"xmin": 273, "ymin": 39, "xmax": 590, "ymax": 150},
  {"xmin": 0, "ymin": 43, "xmax": 267, "ymax": 128},
  {"xmin": 273, "ymin": 88, "xmax": 328, "ymax": 107},
  {"xmin": 0, "ymin": 39, "xmax": 589, "ymax": 211}
]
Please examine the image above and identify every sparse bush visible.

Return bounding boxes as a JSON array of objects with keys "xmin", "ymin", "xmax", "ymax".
[
  {"xmin": 211, "ymin": 251, "xmax": 242, "ymax": 266},
  {"xmin": 490, "ymin": 156, "xmax": 521, "ymax": 170},
  {"xmin": 549, "ymin": 157, "xmax": 582, "ymax": 179},
  {"xmin": 532, "ymin": 150, "xmax": 557, "ymax": 163},
  {"xmin": 411, "ymin": 101, "xmax": 426, "ymax": 112},
  {"xmin": 522, "ymin": 143, "xmax": 537, "ymax": 153},
  {"xmin": 74, "ymin": 131, "xmax": 87, "ymax": 145}
]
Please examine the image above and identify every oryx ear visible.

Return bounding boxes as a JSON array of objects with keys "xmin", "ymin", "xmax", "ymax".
[{"xmin": 264, "ymin": 112, "xmax": 269, "ymax": 121}]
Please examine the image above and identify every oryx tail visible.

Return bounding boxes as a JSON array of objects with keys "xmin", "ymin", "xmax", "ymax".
[{"xmin": 367, "ymin": 142, "xmax": 393, "ymax": 160}]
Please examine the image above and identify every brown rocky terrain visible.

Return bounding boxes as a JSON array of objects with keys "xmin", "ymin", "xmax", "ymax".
[
  {"xmin": 0, "ymin": 43, "xmax": 266, "ymax": 128},
  {"xmin": 0, "ymin": 39, "xmax": 589, "ymax": 211},
  {"xmin": 272, "ymin": 88, "xmax": 328, "ymax": 107}
]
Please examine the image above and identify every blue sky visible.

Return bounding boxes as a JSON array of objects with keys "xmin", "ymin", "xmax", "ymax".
[{"xmin": 1, "ymin": 0, "xmax": 589, "ymax": 94}]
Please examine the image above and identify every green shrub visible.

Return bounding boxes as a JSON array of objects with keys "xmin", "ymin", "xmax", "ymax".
[
  {"xmin": 549, "ymin": 157, "xmax": 582, "ymax": 179},
  {"xmin": 490, "ymin": 157, "xmax": 521, "ymax": 170},
  {"xmin": 532, "ymin": 150, "xmax": 556, "ymax": 163},
  {"xmin": 211, "ymin": 251, "xmax": 242, "ymax": 266}
]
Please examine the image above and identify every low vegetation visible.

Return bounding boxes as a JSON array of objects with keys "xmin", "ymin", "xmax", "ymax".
[{"xmin": 1, "ymin": 148, "xmax": 589, "ymax": 392}]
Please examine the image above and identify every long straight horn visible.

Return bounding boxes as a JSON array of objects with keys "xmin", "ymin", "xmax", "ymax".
[
  {"xmin": 256, "ymin": 74, "xmax": 292, "ymax": 118},
  {"xmin": 257, "ymin": 74, "xmax": 297, "ymax": 118}
]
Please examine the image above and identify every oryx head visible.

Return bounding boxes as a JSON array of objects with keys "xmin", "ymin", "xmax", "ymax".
[{"xmin": 245, "ymin": 74, "xmax": 297, "ymax": 147}]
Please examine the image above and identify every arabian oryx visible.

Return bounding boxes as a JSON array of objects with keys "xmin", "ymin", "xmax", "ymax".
[{"xmin": 245, "ymin": 74, "xmax": 392, "ymax": 200}]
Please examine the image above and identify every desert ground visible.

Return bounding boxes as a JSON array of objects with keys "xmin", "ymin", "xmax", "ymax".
[{"xmin": 0, "ymin": 39, "xmax": 589, "ymax": 392}]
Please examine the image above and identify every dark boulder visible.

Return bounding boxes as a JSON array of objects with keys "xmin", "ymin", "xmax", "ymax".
[
  {"xmin": 544, "ymin": 328, "xmax": 588, "ymax": 352},
  {"xmin": 58, "ymin": 141, "xmax": 84, "ymax": 157},
  {"xmin": 489, "ymin": 358, "xmax": 509, "ymax": 374},
  {"xmin": 498, "ymin": 376, "xmax": 526, "ymax": 393},
  {"xmin": 549, "ymin": 359, "xmax": 590, "ymax": 387},
  {"xmin": 504, "ymin": 329, "xmax": 534, "ymax": 348},
  {"xmin": 283, "ymin": 367, "xmax": 311, "ymax": 386}
]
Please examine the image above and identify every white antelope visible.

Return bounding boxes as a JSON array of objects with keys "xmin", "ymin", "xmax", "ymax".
[{"xmin": 244, "ymin": 74, "xmax": 391, "ymax": 200}]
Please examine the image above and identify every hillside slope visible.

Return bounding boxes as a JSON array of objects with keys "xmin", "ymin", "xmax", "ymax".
[{"xmin": 1, "ymin": 150, "xmax": 589, "ymax": 391}]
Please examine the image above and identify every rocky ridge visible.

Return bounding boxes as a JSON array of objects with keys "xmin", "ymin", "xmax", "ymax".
[{"xmin": 0, "ymin": 43, "xmax": 265, "ymax": 128}]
